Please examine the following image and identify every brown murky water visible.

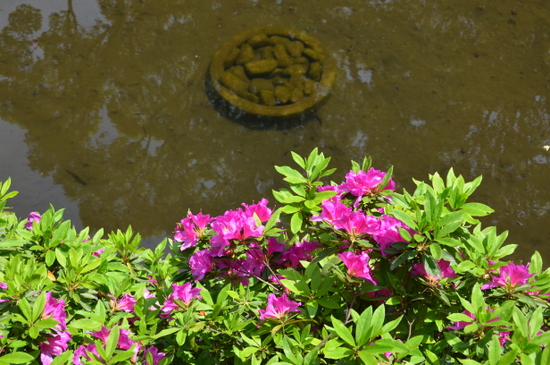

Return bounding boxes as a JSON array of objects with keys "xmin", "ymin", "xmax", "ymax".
[{"xmin": 0, "ymin": 0, "xmax": 549, "ymax": 263}]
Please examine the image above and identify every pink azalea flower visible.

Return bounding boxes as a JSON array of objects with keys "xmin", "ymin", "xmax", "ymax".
[
  {"xmin": 372, "ymin": 215, "xmax": 414, "ymax": 256},
  {"xmin": 91, "ymin": 243, "xmax": 104, "ymax": 257},
  {"xmin": 39, "ymin": 330, "xmax": 72, "ymax": 365},
  {"xmin": 311, "ymin": 199, "xmax": 351, "ymax": 225},
  {"xmin": 333, "ymin": 211, "xmax": 380, "ymax": 240},
  {"xmin": 267, "ymin": 237, "xmax": 286, "ymax": 256},
  {"xmin": 411, "ymin": 260, "xmax": 458, "ymax": 283},
  {"xmin": 145, "ymin": 346, "xmax": 166, "ymax": 365},
  {"xmin": 340, "ymin": 168, "xmax": 396, "ymax": 204},
  {"xmin": 243, "ymin": 247, "xmax": 267, "ymax": 277},
  {"xmin": 174, "ymin": 211, "xmax": 212, "ymax": 251},
  {"xmin": 281, "ymin": 241, "xmax": 321, "ymax": 268},
  {"xmin": 111, "ymin": 293, "xmax": 137, "ymax": 313},
  {"xmin": 161, "ymin": 282, "xmax": 202, "ymax": 316},
  {"xmin": 258, "ymin": 293, "xmax": 301, "ymax": 321},
  {"xmin": 0, "ymin": 282, "xmax": 6, "ymax": 289},
  {"xmin": 211, "ymin": 209, "xmax": 264, "ymax": 250},
  {"xmin": 481, "ymin": 262, "xmax": 535, "ymax": 290},
  {"xmin": 42, "ymin": 292, "xmax": 67, "ymax": 330},
  {"xmin": 338, "ymin": 251, "xmax": 377, "ymax": 285},
  {"xmin": 241, "ymin": 198, "xmax": 273, "ymax": 222},
  {"xmin": 217, "ymin": 259, "xmax": 251, "ymax": 286},
  {"xmin": 25, "ymin": 211, "xmax": 42, "ymax": 230},
  {"xmin": 189, "ymin": 249, "xmax": 214, "ymax": 280},
  {"xmin": 88, "ymin": 327, "xmax": 140, "ymax": 361},
  {"xmin": 143, "ymin": 288, "xmax": 156, "ymax": 299},
  {"xmin": 74, "ymin": 343, "xmax": 100, "ymax": 364}
]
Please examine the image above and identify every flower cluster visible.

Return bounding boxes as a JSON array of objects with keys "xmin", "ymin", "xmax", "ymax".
[
  {"xmin": 39, "ymin": 293, "xmax": 71, "ymax": 365},
  {"xmin": 2, "ymin": 151, "xmax": 550, "ymax": 365}
]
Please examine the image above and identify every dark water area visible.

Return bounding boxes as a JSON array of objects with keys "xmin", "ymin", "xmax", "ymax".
[{"xmin": 0, "ymin": 0, "xmax": 549, "ymax": 263}]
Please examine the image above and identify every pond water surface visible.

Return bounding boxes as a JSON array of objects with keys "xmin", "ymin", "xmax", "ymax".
[{"xmin": 1, "ymin": 0, "xmax": 549, "ymax": 263}]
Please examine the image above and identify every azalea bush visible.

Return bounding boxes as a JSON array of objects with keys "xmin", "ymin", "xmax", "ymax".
[{"xmin": 1, "ymin": 148, "xmax": 550, "ymax": 365}]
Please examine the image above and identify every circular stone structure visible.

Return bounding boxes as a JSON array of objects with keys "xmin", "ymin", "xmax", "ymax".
[{"xmin": 209, "ymin": 27, "xmax": 336, "ymax": 118}]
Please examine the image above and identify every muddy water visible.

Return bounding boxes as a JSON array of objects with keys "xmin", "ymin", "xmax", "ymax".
[{"xmin": 0, "ymin": 0, "xmax": 549, "ymax": 262}]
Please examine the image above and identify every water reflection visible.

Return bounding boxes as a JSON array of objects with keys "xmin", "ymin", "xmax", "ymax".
[{"xmin": 0, "ymin": 0, "xmax": 549, "ymax": 262}]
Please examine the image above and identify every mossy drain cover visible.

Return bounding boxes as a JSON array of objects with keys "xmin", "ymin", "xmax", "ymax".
[{"xmin": 209, "ymin": 27, "xmax": 336, "ymax": 118}]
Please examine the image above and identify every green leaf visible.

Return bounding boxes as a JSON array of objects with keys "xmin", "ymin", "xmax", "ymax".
[
  {"xmin": 0, "ymin": 352, "xmax": 35, "ymax": 364},
  {"xmin": 69, "ymin": 319, "xmax": 102, "ymax": 330},
  {"xmin": 283, "ymin": 196, "xmax": 306, "ymax": 203},
  {"xmin": 306, "ymin": 300, "xmax": 318, "ymax": 318},
  {"xmin": 512, "ymin": 307, "xmax": 527, "ymax": 338},
  {"xmin": 471, "ymin": 283, "xmax": 484, "ymax": 312},
  {"xmin": 317, "ymin": 297, "xmax": 340, "ymax": 309},
  {"xmin": 35, "ymin": 318, "xmax": 59, "ymax": 329},
  {"xmin": 291, "ymin": 151, "xmax": 306, "ymax": 169},
  {"xmin": 430, "ymin": 242, "xmax": 442, "ymax": 260},
  {"xmin": 488, "ymin": 335, "xmax": 501, "ymax": 365},
  {"xmin": 498, "ymin": 349, "xmax": 519, "ymax": 365},
  {"xmin": 390, "ymin": 250, "xmax": 417, "ymax": 270},
  {"xmin": 422, "ymin": 254, "xmax": 440, "ymax": 280},
  {"xmin": 80, "ymin": 258, "xmax": 102, "ymax": 274},
  {"xmin": 49, "ymin": 351, "xmax": 73, "ymax": 365},
  {"xmin": 331, "ymin": 316, "xmax": 355, "ymax": 347},
  {"xmin": 303, "ymin": 347, "xmax": 319, "ymax": 365},
  {"xmin": 274, "ymin": 165, "xmax": 307, "ymax": 183},
  {"xmin": 356, "ymin": 307, "xmax": 372, "ymax": 347},
  {"xmin": 107, "ymin": 346, "xmax": 137, "ymax": 364},
  {"xmin": 18, "ymin": 297, "xmax": 32, "ymax": 323},
  {"xmin": 448, "ymin": 313, "xmax": 476, "ymax": 323},
  {"xmin": 280, "ymin": 279, "xmax": 310, "ymax": 296},
  {"xmin": 240, "ymin": 347, "xmax": 260, "ymax": 360},
  {"xmin": 290, "ymin": 212, "xmax": 303, "ymax": 234},
  {"xmin": 31, "ymin": 292, "xmax": 47, "ymax": 323},
  {"xmin": 264, "ymin": 208, "xmax": 283, "ymax": 232},
  {"xmin": 324, "ymin": 346, "xmax": 352, "ymax": 360},
  {"xmin": 105, "ymin": 326, "xmax": 120, "ymax": 359},
  {"xmin": 55, "ymin": 248, "xmax": 67, "ymax": 268},
  {"xmin": 357, "ymin": 351, "xmax": 378, "ymax": 365},
  {"xmin": 460, "ymin": 202, "xmax": 494, "ymax": 216},
  {"xmin": 370, "ymin": 305, "xmax": 385, "ymax": 337},
  {"xmin": 389, "ymin": 210, "xmax": 417, "ymax": 231}
]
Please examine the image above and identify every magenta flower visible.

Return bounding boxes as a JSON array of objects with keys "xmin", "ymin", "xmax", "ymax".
[
  {"xmin": 267, "ymin": 237, "xmax": 286, "ymax": 256},
  {"xmin": 241, "ymin": 198, "xmax": 273, "ymax": 222},
  {"xmin": 311, "ymin": 199, "xmax": 351, "ymax": 225},
  {"xmin": 210, "ymin": 209, "xmax": 264, "ymax": 254},
  {"xmin": 411, "ymin": 260, "xmax": 458, "ymax": 283},
  {"xmin": 333, "ymin": 211, "xmax": 380, "ymax": 240},
  {"xmin": 161, "ymin": 282, "xmax": 202, "ymax": 316},
  {"xmin": 189, "ymin": 249, "xmax": 214, "ymax": 281},
  {"xmin": 39, "ymin": 330, "xmax": 72, "ymax": 365},
  {"xmin": 74, "ymin": 343, "xmax": 100, "ymax": 365},
  {"xmin": 281, "ymin": 241, "xmax": 321, "ymax": 268},
  {"xmin": 372, "ymin": 215, "xmax": 414, "ymax": 256},
  {"xmin": 87, "ymin": 327, "xmax": 140, "ymax": 361},
  {"xmin": 111, "ymin": 293, "xmax": 137, "ymax": 313},
  {"xmin": 338, "ymin": 251, "xmax": 377, "ymax": 285},
  {"xmin": 258, "ymin": 293, "xmax": 301, "ymax": 321},
  {"xmin": 145, "ymin": 347, "xmax": 166, "ymax": 365},
  {"xmin": 25, "ymin": 211, "xmax": 42, "ymax": 230},
  {"xmin": 174, "ymin": 211, "xmax": 212, "ymax": 251},
  {"xmin": 481, "ymin": 262, "xmax": 535, "ymax": 291},
  {"xmin": 42, "ymin": 292, "xmax": 67, "ymax": 330},
  {"xmin": 243, "ymin": 247, "xmax": 267, "ymax": 277},
  {"xmin": 340, "ymin": 168, "xmax": 396, "ymax": 201},
  {"xmin": 0, "ymin": 282, "xmax": 6, "ymax": 289}
]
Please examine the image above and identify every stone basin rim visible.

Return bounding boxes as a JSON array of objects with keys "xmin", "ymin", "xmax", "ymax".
[{"xmin": 209, "ymin": 26, "xmax": 336, "ymax": 118}]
